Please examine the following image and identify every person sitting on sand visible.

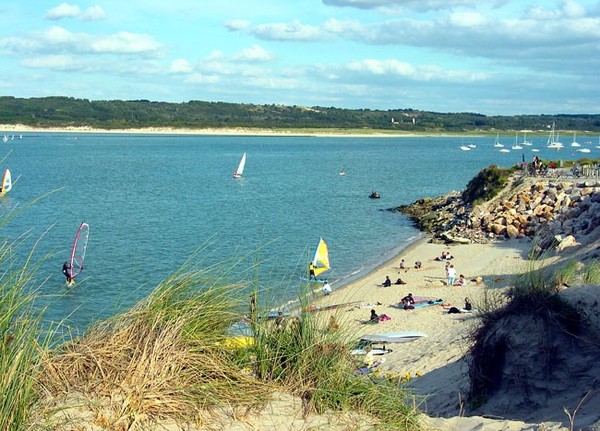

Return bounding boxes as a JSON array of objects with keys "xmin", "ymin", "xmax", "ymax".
[
  {"xmin": 399, "ymin": 259, "xmax": 405, "ymax": 269},
  {"xmin": 400, "ymin": 293, "xmax": 415, "ymax": 310},
  {"xmin": 382, "ymin": 275, "xmax": 392, "ymax": 287},
  {"xmin": 453, "ymin": 274, "xmax": 466, "ymax": 286},
  {"xmin": 369, "ymin": 309, "xmax": 379, "ymax": 323},
  {"xmin": 395, "ymin": 277, "xmax": 407, "ymax": 285},
  {"xmin": 414, "ymin": 261, "xmax": 422, "ymax": 269},
  {"xmin": 322, "ymin": 281, "xmax": 332, "ymax": 295},
  {"xmin": 446, "ymin": 298, "xmax": 473, "ymax": 314}
]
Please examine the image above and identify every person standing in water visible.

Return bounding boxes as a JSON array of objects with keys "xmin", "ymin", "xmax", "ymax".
[{"xmin": 62, "ymin": 261, "xmax": 73, "ymax": 284}]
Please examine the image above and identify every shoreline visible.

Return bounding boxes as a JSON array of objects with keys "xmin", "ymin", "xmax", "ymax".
[{"xmin": 0, "ymin": 123, "xmax": 482, "ymax": 138}]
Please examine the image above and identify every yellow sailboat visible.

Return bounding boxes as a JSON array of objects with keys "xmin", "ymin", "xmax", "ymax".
[{"xmin": 307, "ymin": 237, "xmax": 331, "ymax": 282}]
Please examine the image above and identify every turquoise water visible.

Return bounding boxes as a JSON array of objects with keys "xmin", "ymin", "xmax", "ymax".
[{"xmin": 0, "ymin": 132, "xmax": 594, "ymax": 332}]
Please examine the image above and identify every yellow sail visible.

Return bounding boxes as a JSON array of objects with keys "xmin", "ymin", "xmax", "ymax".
[{"xmin": 312, "ymin": 237, "xmax": 330, "ymax": 277}]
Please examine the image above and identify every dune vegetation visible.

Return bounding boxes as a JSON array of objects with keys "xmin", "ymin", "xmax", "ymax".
[{"xmin": 0, "ymin": 251, "xmax": 421, "ymax": 430}]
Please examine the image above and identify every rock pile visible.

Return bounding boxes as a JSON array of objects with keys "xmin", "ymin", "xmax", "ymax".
[{"xmin": 394, "ymin": 177, "xmax": 600, "ymax": 254}]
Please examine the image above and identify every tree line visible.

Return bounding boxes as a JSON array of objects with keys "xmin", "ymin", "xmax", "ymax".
[{"xmin": 1, "ymin": 96, "xmax": 599, "ymax": 132}]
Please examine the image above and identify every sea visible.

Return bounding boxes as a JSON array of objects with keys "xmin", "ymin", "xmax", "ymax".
[{"xmin": 0, "ymin": 132, "xmax": 595, "ymax": 333}]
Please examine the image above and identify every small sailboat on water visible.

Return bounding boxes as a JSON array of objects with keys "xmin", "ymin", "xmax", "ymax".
[
  {"xmin": 304, "ymin": 237, "xmax": 331, "ymax": 283},
  {"xmin": 0, "ymin": 168, "xmax": 12, "ymax": 195},
  {"xmin": 493, "ymin": 133, "xmax": 504, "ymax": 148},
  {"xmin": 233, "ymin": 152, "xmax": 246, "ymax": 179}
]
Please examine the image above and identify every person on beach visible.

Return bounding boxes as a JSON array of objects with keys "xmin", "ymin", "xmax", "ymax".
[
  {"xmin": 322, "ymin": 281, "xmax": 332, "ymax": 295},
  {"xmin": 275, "ymin": 311, "xmax": 285, "ymax": 329},
  {"xmin": 395, "ymin": 277, "xmax": 407, "ymax": 285},
  {"xmin": 414, "ymin": 261, "xmax": 422, "ymax": 269},
  {"xmin": 399, "ymin": 259, "xmax": 405, "ymax": 269},
  {"xmin": 369, "ymin": 309, "xmax": 379, "ymax": 323},
  {"xmin": 446, "ymin": 297, "xmax": 473, "ymax": 314},
  {"xmin": 401, "ymin": 293, "xmax": 415, "ymax": 310},
  {"xmin": 454, "ymin": 274, "xmax": 466, "ymax": 286},
  {"xmin": 382, "ymin": 276, "xmax": 392, "ymax": 287},
  {"xmin": 447, "ymin": 264, "xmax": 456, "ymax": 286},
  {"xmin": 435, "ymin": 251, "xmax": 453, "ymax": 261},
  {"xmin": 464, "ymin": 297, "xmax": 472, "ymax": 311}
]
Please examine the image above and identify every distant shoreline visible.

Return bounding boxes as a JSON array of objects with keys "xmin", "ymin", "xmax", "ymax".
[{"xmin": 0, "ymin": 123, "xmax": 483, "ymax": 138}]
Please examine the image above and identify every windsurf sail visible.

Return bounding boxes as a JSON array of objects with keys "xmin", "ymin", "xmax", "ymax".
[
  {"xmin": 311, "ymin": 237, "xmax": 331, "ymax": 278},
  {"xmin": 69, "ymin": 222, "xmax": 90, "ymax": 280},
  {"xmin": 233, "ymin": 152, "xmax": 246, "ymax": 178},
  {"xmin": 1, "ymin": 168, "xmax": 12, "ymax": 195}
]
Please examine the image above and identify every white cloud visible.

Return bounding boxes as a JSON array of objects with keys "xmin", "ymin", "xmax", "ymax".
[
  {"xmin": 225, "ymin": 19, "xmax": 251, "ymax": 31},
  {"xmin": 322, "ymin": 0, "xmax": 481, "ymax": 12},
  {"xmin": 346, "ymin": 58, "xmax": 488, "ymax": 82},
  {"xmin": 22, "ymin": 54, "xmax": 77, "ymax": 70},
  {"xmin": 449, "ymin": 10, "xmax": 488, "ymax": 28},
  {"xmin": 46, "ymin": 3, "xmax": 106, "ymax": 21},
  {"xmin": 184, "ymin": 73, "xmax": 220, "ymax": 84},
  {"xmin": 252, "ymin": 20, "xmax": 326, "ymax": 41},
  {"xmin": 170, "ymin": 59, "xmax": 193, "ymax": 73},
  {"xmin": 89, "ymin": 32, "xmax": 162, "ymax": 54},
  {"xmin": 233, "ymin": 45, "xmax": 273, "ymax": 62}
]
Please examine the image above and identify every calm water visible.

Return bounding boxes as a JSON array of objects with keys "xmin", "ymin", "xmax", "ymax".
[{"xmin": 0, "ymin": 132, "xmax": 595, "ymax": 332}]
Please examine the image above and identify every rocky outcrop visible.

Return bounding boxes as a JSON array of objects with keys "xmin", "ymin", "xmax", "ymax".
[{"xmin": 392, "ymin": 176, "xmax": 600, "ymax": 255}]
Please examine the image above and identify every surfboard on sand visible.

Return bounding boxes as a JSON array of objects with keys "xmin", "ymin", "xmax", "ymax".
[
  {"xmin": 350, "ymin": 346, "xmax": 392, "ymax": 356},
  {"xmin": 360, "ymin": 331, "xmax": 427, "ymax": 344}
]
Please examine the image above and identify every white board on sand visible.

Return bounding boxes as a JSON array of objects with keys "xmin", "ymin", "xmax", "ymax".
[{"xmin": 361, "ymin": 331, "xmax": 427, "ymax": 344}]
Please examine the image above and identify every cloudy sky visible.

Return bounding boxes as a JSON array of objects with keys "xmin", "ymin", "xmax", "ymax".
[{"xmin": 1, "ymin": 0, "xmax": 599, "ymax": 115}]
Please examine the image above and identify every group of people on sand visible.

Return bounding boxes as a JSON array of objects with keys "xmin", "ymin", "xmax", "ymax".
[
  {"xmin": 381, "ymin": 275, "xmax": 407, "ymax": 287},
  {"xmin": 434, "ymin": 251, "xmax": 453, "ymax": 261}
]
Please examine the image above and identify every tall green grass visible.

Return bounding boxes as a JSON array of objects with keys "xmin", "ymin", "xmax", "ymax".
[
  {"xmin": 251, "ymin": 285, "xmax": 421, "ymax": 429},
  {"xmin": 0, "ymin": 240, "xmax": 54, "ymax": 431}
]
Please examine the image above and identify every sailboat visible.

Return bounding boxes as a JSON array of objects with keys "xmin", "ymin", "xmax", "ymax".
[
  {"xmin": 233, "ymin": 152, "xmax": 246, "ymax": 179},
  {"xmin": 304, "ymin": 237, "xmax": 331, "ymax": 283},
  {"xmin": 521, "ymin": 131, "xmax": 532, "ymax": 146},
  {"xmin": 1, "ymin": 168, "xmax": 11, "ymax": 195},
  {"xmin": 547, "ymin": 122, "xmax": 563, "ymax": 150},
  {"xmin": 570, "ymin": 132, "xmax": 580, "ymax": 147},
  {"xmin": 512, "ymin": 132, "xmax": 523, "ymax": 150},
  {"xmin": 493, "ymin": 133, "xmax": 504, "ymax": 147}
]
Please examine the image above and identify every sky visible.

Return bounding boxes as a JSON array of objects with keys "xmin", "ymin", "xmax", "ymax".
[{"xmin": 1, "ymin": 0, "xmax": 599, "ymax": 116}]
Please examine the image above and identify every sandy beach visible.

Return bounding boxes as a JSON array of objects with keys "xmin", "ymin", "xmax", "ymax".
[
  {"xmin": 0, "ymin": 123, "xmax": 468, "ymax": 138},
  {"xmin": 306, "ymin": 235, "xmax": 592, "ymax": 431}
]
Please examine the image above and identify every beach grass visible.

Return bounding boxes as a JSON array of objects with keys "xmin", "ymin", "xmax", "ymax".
[
  {"xmin": 0, "ymin": 239, "xmax": 56, "ymax": 431},
  {"xmin": 251, "ymin": 284, "xmax": 421, "ymax": 429},
  {"xmin": 25, "ymin": 265, "xmax": 421, "ymax": 430},
  {"xmin": 466, "ymin": 255, "xmax": 589, "ymax": 409}
]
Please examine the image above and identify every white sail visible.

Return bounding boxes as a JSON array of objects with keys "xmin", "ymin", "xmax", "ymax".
[{"xmin": 233, "ymin": 152, "xmax": 246, "ymax": 178}]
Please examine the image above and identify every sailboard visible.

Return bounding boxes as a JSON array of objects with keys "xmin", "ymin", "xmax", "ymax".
[
  {"xmin": 233, "ymin": 152, "xmax": 246, "ymax": 178},
  {"xmin": 301, "ymin": 237, "xmax": 331, "ymax": 283},
  {"xmin": 68, "ymin": 222, "xmax": 90, "ymax": 282},
  {"xmin": 1, "ymin": 168, "xmax": 12, "ymax": 195},
  {"xmin": 361, "ymin": 331, "xmax": 427, "ymax": 344}
]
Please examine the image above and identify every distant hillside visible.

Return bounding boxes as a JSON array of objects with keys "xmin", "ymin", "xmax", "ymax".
[{"xmin": 1, "ymin": 96, "xmax": 600, "ymax": 132}]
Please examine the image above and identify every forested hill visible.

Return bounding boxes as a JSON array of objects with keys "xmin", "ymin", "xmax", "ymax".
[{"xmin": 1, "ymin": 96, "xmax": 599, "ymax": 133}]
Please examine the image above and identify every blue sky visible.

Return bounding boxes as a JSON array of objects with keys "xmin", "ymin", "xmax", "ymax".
[{"xmin": 1, "ymin": 0, "xmax": 599, "ymax": 115}]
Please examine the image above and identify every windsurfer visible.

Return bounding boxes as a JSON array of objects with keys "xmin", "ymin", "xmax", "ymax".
[
  {"xmin": 62, "ymin": 261, "xmax": 73, "ymax": 284},
  {"xmin": 309, "ymin": 262, "xmax": 316, "ymax": 280}
]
